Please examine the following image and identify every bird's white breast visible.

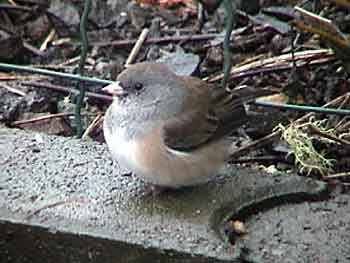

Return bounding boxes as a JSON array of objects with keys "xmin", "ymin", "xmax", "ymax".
[
  {"xmin": 103, "ymin": 117, "xmax": 140, "ymax": 173},
  {"xmin": 105, "ymin": 127, "xmax": 134, "ymax": 160}
]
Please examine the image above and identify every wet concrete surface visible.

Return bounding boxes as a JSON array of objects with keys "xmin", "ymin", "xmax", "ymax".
[
  {"xmin": 0, "ymin": 126, "xmax": 349, "ymax": 262},
  {"xmin": 239, "ymin": 194, "xmax": 350, "ymax": 262}
]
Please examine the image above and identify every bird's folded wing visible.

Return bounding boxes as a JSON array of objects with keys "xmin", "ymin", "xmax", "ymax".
[
  {"xmin": 162, "ymin": 74, "xmax": 276, "ymax": 152},
  {"xmin": 162, "ymin": 109, "xmax": 219, "ymax": 152},
  {"xmin": 162, "ymin": 80, "xmax": 247, "ymax": 152}
]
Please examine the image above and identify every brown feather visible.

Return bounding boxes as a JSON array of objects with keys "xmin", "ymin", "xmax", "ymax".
[{"xmin": 163, "ymin": 76, "xmax": 273, "ymax": 152}]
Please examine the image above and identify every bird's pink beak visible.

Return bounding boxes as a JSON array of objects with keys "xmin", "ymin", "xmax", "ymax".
[{"xmin": 102, "ymin": 81, "xmax": 126, "ymax": 96}]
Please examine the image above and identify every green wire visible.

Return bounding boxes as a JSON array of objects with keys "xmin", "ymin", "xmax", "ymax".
[
  {"xmin": 1, "ymin": 62, "xmax": 348, "ymax": 116},
  {"xmin": 75, "ymin": 0, "xmax": 92, "ymax": 137},
  {"xmin": 221, "ymin": 0, "xmax": 235, "ymax": 89},
  {"xmin": 0, "ymin": 62, "xmax": 112, "ymax": 85},
  {"xmin": 255, "ymin": 100, "xmax": 350, "ymax": 115}
]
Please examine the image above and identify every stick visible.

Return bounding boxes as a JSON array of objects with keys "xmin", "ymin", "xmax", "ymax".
[{"xmin": 125, "ymin": 28, "xmax": 149, "ymax": 67}]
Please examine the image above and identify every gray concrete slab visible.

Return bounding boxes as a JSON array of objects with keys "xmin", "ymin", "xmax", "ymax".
[{"xmin": 0, "ymin": 126, "xmax": 343, "ymax": 262}]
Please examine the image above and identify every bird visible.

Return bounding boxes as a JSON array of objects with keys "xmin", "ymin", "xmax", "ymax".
[{"xmin": 103, "ymin": 62, "xmax": 269, "ymax": 189}]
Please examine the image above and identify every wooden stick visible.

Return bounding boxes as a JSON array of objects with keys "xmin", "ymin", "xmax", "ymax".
[{"xmin": 125, "ymin": 28, "xmax": 149, "ymax": 67}]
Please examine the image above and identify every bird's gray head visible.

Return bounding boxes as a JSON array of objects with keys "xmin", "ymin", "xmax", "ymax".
[{"xmin": 103, "ymin": 62, "xmax": 186, "ymax": 109}]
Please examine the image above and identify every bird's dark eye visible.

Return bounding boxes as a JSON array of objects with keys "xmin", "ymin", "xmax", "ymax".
[{"xmin": 134, "ymin": 82, "xmax": 143, "ymax": 91}]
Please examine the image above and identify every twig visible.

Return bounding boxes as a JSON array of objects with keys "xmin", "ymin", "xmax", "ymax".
[
  {"xmin": 89, "ymin": 33, "xmax": 223, "ymax": 48},
  {"xmin": 229, "ymin": 155, "xmax": 292, "ymax": 165},
  {"xmin": 40, "ymin": 28, "xmax": 56, "ymax": 51},
  {"xmin": 57, "ymin": 56, "xmax": 83, "ymax": 66},
  {"xmin": 195, "ymin": 1, "xmax": 204, "ymax": 31},
  {"xmin": 208, "ymin": 49, "xmax": 334, "ymax": 82},
  {"xmin": 0, "ymin": 3, "xmax": 32, "ymax": 12},
  {"xmin": 82, "ymin": 113, "xmax": 103, "ymax": 139},
  {"xmin": 228, "ymin": 57, "xmax": 332, "ymax": 80},
  {"xmin": 125, "ymin": 28, "xmax": 149, "ymax": 67},
  {"xmin": 7, "ymin": 0, "xmax": 17, "ymax": 6},
  {"xmin": 326, "ymin": 172, "xmax": 350, "ymax": 179},
  {"xmin": 334, "ymin": 115, "xmax": 350, "ymax": 130},
  {"xmin": 230, "ymin": 131, "xmax": 280, "ymax": 159},
  {"xmin": 23, "ymin": 41, "xmax": 46, "ymax": 57},
  {"xmin": 11, "ymin": 112, "xmax": 75, "ymax": 126},
  {"xmin": 11, "ymin": 112, "xmax": 97, "ymax": 126},
  {"xmin": 308, "ymin": 124, "xmax": 350, "ymax": 145},
  {"xmin": 0, "ymin": 83, "xmax": 26, "ymax": 96}
]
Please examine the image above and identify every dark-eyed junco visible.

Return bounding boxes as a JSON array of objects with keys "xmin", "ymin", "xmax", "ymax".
[{"xmin": 103, "ymin": 62, "xmax": 268, "ymax": 188}]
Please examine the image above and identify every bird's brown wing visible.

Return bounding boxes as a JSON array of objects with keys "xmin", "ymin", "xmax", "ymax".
[
  {"xmin": 163, "ymin": 76, "xmax": 275, "ymax": 152},
  {"xmin": 163, "ymin": 76, "xmax": 247, "ymax": 152},
  {"xmin": 162, "ymin": 109, "xmax": 219, "ymax": 151}
]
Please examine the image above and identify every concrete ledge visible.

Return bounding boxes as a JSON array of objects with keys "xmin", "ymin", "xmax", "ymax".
[{"xmin": 0, "ymin": 126, "xmax": 342, "ymax": 262}]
